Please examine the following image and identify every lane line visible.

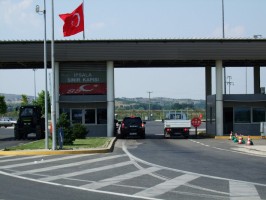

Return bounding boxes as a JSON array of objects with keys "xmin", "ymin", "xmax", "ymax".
[
  {"xmin": 134, "ymin": 174, "xmax": 199, "ymax": 197},
  {"xmin": 189, "ymin": 139, "xmax": 266, "ymax": 158},
  {"xmin": 40, "ymin": 160, "xmax": 132, "ymax": 182},
  {"xmin": 81, "ymin": 166, "xmax": 160, "ymax": 190},
  {"xmin": 229, "ymin": 180, "xmax": 261, "ymax": 200},
  {"xmin": 14, "ymin": 154, "xmax": 126, "ymax": 175}
]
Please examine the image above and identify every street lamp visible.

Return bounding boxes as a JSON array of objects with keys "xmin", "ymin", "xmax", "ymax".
[{"xmin": 36, "ymin": 1, "xmax": 49, "ymax": 149}]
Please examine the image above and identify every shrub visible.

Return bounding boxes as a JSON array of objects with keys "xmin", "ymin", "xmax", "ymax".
[
  {"xmin": 56, "ymin": 113, "xmax": 75, "ymax": 145},
  {"xmin": 73, "ymin": 123, "xmax": 88, "ymax": 139}
]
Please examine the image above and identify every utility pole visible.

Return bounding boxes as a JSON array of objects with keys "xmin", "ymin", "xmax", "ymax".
[
  {"xmin": 226, "ymin": 76, "xmax": 234, "ymax": 94},
  {"xmin": 147, "ymin": 91, "xmax": 153, "ymax": 121}
]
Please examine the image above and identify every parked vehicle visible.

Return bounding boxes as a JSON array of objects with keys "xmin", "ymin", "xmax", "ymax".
[
  {"xmin": 0, "ymin": 117, "xmax": 17, "ymax": 128},
  {"xmin": 163, "ymin": 111, "xmax": 191, "ymax": 139},
  {"xmin": 14, "ymin": 105, "xmax": 45, "ymax": 140},
  {"xmin": 118, "ymin": 116, "xmax": 146, "ymax": 139}
]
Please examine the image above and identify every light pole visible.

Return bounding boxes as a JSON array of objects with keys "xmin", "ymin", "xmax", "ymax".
[
  {"xmin": 221, "ymin": 0, "xmax": 227, "ymax": 95},
  {"xmin": 222, "ymin": 0, "xmax": 225, "ymax": 38},
  {"xmin": 36, "ymin": 0, "xmax": 49, "ymax": 149},
  {"xmin": 147, "ymin": 91, "xmax": 152, "ymax": 120},
  {"xmin": 33, "ymin": 69, "xmax": 37, "ymax": 100}
]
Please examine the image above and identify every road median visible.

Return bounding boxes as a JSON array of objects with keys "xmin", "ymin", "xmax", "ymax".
[{"xmin": 0, "ymin": 137, "xmax": 117, "ymax": 156}]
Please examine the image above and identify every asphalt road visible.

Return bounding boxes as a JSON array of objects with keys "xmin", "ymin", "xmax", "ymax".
[{"xmin": 0, "ymin": 122, "xmax": 265, "ymax": 200}]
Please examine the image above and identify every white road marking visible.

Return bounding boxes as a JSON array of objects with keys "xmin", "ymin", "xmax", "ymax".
[
  {"xmin": 229, "ymin": 180, "xmax": 261, "ymax": 200},
  {"xmin": 40, "ymin": 160, "xmax": 133, "ymax": 182},
  {"xmin": 189, "ymin": 140, "xmax": 266, "ymax": 158},
  {"xmin": 13, "ymin": 154, "xmax": 126, "ymax": 175},
  {"xmin": 122, "ymin": 141, "xmax": 266, "ymax": 187},
  {"xmin": 134, "ymin": 174, "xmax": 199, "ymax": 197},
  {"xmin": 0, "ymin": 154, "xmax": 94, "ymax": 170},
  {"xmin": 0, "ymin": 170, "xmax": 161, "ymax": 200},
  {"xmin": 82, "ymin": 166, "xmax": 160, "ymax": 190},
  {"xmin": 0, "ymin": 155, "xmax": 46, "ymax": 163}
]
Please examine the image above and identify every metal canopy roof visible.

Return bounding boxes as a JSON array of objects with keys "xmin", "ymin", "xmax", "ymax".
[{"xmin": 1, "ymin": 39, "xmax": 266, "ymax": 69}]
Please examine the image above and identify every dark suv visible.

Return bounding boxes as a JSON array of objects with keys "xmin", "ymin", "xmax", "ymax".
[
  {"xmin": 119, "ymin": 117, "xmax": 146, "ymax": 139},
  {"xmin": 14, "ymin": 105, "xmax": 45, "ymax": 140}
]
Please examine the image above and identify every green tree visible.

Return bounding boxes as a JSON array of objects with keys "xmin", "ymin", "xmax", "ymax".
[
  {"xmin": 0, "ymin": 96, "xmax": 7, "ymax": 115},
  {"xmin": 33, "ymin": 90, "xmax": 51, "ymax": 115},
  {"xmin": 21, "ymin": 94, "xmax": 29, "ymax": 106}
]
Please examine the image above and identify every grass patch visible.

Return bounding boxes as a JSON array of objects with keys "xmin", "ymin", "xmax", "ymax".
[{"xmin": 5, "ymin": 137, "xmax": 112, "ymax": 151}]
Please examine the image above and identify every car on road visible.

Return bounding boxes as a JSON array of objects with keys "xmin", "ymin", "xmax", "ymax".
[
  {"xmin": 163, "ymin": 111, "xmax": 191, "ymax": 139},
  {"xmin": 118, "ymin": 116, "xmax": 146, "ymax": 139},
  {"xmin": 0, "ymin": 117, "xmax": 17, "ymax": 128}
]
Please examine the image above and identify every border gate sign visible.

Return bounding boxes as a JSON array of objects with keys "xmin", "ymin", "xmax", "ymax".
[
  {"xmin": 191, "ymin": 117, "xmax": 201, "ymax": 128},
  {"xmin": 191, "ymin": 117, "xmax": 201, "ymax": 137}
]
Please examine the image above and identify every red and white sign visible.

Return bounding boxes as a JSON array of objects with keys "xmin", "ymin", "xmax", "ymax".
[
  {"xmin": 191, "ymin": 117, "xmax": 202, "ymax": 128},
  {"xmin": 59, "ymin": 3, "xmax": 84, "ymax": 37},
  {"xmin": 60, "ymin": 83, "xmax": 106, "ymax": 95}
]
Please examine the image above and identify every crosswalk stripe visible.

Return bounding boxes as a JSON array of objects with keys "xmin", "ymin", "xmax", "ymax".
[
  {"xmin": 229, "ymin": 181, "xmax": 261, "ymax": 200},
  {"xmin": 0, "ymin": 155, "xmax": 47, "ymax": 163},
  {"xmin": 81, "ymin": 166, "xmax": 160, "ymax": 190},
  {"xmin": 134, "ymin": 174, "xmax": 199, "ymax": 198},
  {"xmin": 0, "ymin": 154, "xmax": 93, "ymax": 170},
  {"xmin": 40, "ymin": 160, "xmax": 133, "ymax": 182},
  {"xmin": 13, "ymin": 154, "xmax": 127, "ymax": 176}
]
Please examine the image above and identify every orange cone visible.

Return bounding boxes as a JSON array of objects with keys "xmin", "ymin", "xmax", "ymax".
[
  {"xmin": 229, "ymin": 131, "xmax": 233, "ymax": 140},
  {"xmin": 246, "ymin": 136, "xmax": 253, "ymax": 145},
  {"xmin": 49, "ymin": 122, "xmax": 53, "ymax": 136},
  {"xmin": 238, "ymin": 136, "xmax": 243, "ymax": 144}
]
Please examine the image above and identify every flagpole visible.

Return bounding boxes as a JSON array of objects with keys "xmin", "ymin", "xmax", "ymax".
[
  {"xmin": 43, "ymin": 0, "xmax": 49, "ymax": 149},
  {"xmin": 82, "ymin": 0, "xmax": 85, "ymax": 40},
  {"xmin": 51, "ymin": 0, "xmax": 57, "ymax": 150}
]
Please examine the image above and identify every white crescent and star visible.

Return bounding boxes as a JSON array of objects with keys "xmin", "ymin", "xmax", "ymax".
[
  {"xmin": 71, "ymin": 13, "xmax": 80, "ymax": 27},
  {"xmin": 79, "ymin": 84, "xmax": 95, "ymax": 92}
]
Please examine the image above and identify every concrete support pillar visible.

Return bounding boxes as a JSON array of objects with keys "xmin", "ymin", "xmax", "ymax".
[
  {"xmin": 107, "ymin": 61, "xmax": 115, "ymax": 137},
  {"xmin": 55, "ymin": 62, "xmax": 60, "ymax": 120},
  {"xmin": 254, "ymin": 66, "xmax": 260, "ymax": 94},
  {"xmin": 205, "ymin": 66, "xmax": 212, "ymax": 97},
  {"xmin": 205, "ymin": 66, "xmax": 212, "ymax": 135},
  {"xmin": 216, "ymin": 60, "xmax": 223, "ymax": 136}
]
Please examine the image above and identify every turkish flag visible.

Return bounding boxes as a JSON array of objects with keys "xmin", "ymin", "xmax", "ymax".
[{"xmin": 59, "ymin": 3, "xmax": 84, "ymax": 37}]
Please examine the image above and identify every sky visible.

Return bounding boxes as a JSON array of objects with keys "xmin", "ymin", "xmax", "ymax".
[{"xmin": 0, "ymin": 0, "xmax": 266, "ymax": 100}]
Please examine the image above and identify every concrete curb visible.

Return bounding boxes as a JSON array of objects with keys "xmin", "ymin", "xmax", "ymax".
[
  {"xmin": 215, "ymin": 136, "xmax": 263, "ymax": 140},
  {"xmin": 0, "ymin": 137, "xmax": 117, "ymax": 156}
]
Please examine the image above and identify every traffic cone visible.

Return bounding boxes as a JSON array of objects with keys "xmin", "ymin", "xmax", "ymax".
[
  {"xmin": 246, "ymin": 136, "xmax": 254, "ymax": 145},
  {"xmin": 232, "ymin": 133, "xmax": 238, "ymax": 143},
  {"xmin": 49, "ymin": 122, "xmax": 53, "ymax": 136},
  {"xmin": 238, "ymin": 136, "xmax": 243, "ymax": 144},
  {"xmin": 229, "ymin": 131, "xmax": 233, "ymax": 140}
]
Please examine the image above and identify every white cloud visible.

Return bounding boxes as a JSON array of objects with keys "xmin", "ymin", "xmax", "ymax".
[{"xmin": 0, "ymin": 0, "xmax": 42, "ymax": 39}]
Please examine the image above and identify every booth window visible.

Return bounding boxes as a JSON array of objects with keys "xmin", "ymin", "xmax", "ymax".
[
  {"xmin": 234, "ymin": 107, "xmax": 251, "ymax": 123},
  {"xmin": 72, "ymin": 109, "xmax": 82, "ymax": 124},
  {"xmin": 253, "ymin": 108, "xmax": 265, "ymax": 123},
  {"xmin": 97, "ymin": 109, "xmax": 107, "ymax": 124},
  {"xmin": 85, "ymin": 109, "xmax": 96, "ymax": 124}
]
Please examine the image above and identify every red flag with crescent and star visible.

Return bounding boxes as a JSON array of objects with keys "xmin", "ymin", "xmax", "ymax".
[{"xmin": 59, "ymin": 3, "xmax": 84, "ymax": 37}]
